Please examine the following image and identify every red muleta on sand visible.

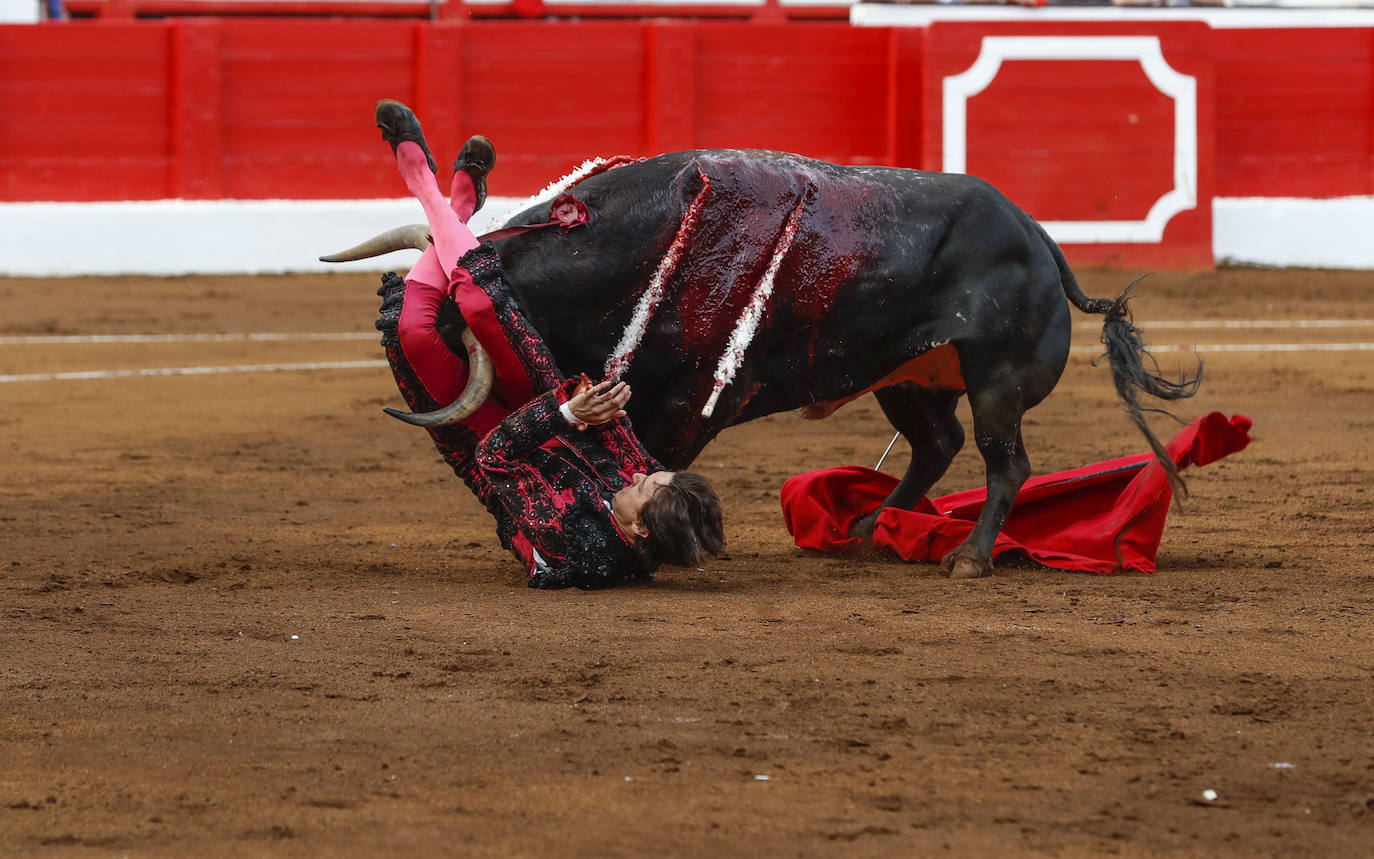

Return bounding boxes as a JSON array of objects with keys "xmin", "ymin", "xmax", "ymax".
[{"xmin": 782, "ymin": 412, "xmax": 1252, "ymax": 574}]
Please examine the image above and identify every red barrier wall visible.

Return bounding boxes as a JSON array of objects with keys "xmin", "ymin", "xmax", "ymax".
[
  {"xmin": 0, "ymin": 20, "xmax": 903, "ymax": 202},
  {"xmin": 2, "ymin": 18, "xmax": 1372, "ymax": 268},
  {"xmin": 4, "ymin": 18, "xmax": 1371, "ymax": 201},
  {"xmin": 922, "ymin": 21, "xmax": 1216, "ymax": 268},
  {"xmin": 0, "ymin": 24, "xmax": 172, "ymax": 201},
  {"xmin": 1212, "ymin": 27, "xmax": 1374, "ymax": 198}
]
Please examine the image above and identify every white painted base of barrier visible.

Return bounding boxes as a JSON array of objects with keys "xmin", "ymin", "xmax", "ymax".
[
  {"xmin": 1, "ymin": 195, "xmax": 1371, "ymax": 276},
  {"xmin": 1213, "ymin": 197, "xmax": 1374, "ymax": 270},
  {"xmin": 0, "ymin": 0, "xmax": 39, "ymax": 22},
  {"xmin": 0, "ymin": 197, "xmax": 529, "ymax": 278}
]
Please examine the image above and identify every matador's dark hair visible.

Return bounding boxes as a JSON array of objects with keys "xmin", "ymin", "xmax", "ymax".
[{"xmin": 640, "ymin": 471, "xmax": 725, "ymax": 568}]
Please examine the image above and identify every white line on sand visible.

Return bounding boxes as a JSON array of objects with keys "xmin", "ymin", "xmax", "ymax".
[
  {"xmin": 0, "ymin": 360, "xmax": 388, "ymax": 384},
  {"xmin": 3, "ymin": 329, "xmax": 1371, "ymax": 385},
  {"xmin": 1070, "ymin": 343, "xmax": 1374, "ymax": 354},
  {"xmin": 1075, "ymin": 319, "xmax": 1374, "ymax": 330},
  {"xmin": 0, "ymin": 332, "xmax": 375, "ymax": 345},
  {"xmin": 3, "ymin": 321, "xmax": 1369, "ymax": 348}
]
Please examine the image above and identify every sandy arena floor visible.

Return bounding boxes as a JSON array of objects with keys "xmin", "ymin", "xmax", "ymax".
[{"xmin": 2, "ymin": 266, "xmax": 1373, "ymax": 857}]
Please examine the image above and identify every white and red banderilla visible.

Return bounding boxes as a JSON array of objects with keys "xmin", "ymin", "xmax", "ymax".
[{"xmin": 601, "ymin": 177, "xmax": 811, "ymax": 420}]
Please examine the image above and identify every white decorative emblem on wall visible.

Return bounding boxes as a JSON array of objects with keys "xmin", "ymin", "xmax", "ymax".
[{"xmin": 942, "ymin": 36, "xmax": 1197, "ymax": 244}]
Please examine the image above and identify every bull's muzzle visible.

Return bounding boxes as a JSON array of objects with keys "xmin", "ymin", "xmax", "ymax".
[
  {"xmin": 319, "ymin": 224, "xmax": 431, "ymax": 262},
  {"xmin": 383, "ymin": 327, "xmax": 493, "ymax": 428}
]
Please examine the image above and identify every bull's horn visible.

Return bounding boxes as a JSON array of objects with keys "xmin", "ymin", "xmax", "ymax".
[
  {"xmin": 319, "ymin": 224, "xmax": 430, "ymax": 262},
  {"xmin": 382, "ymin": 328, "xmax": 493, "ymax": 427}
]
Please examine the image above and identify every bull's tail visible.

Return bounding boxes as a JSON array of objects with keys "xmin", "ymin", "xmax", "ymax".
[{"xmin": 1036, "ymin": 220, "xmax": 1204, "ymax": 499}]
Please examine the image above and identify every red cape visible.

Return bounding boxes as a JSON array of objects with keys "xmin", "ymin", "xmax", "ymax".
[{"xmin": 780, "ymin": 412, "xmax": 1252, "ymax": 574}]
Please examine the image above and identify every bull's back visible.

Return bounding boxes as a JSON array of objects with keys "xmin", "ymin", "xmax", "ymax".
[
  {"xmin": 494, "ymin": 149, "xmax": 1067, "ymax": 427},
  {"xmin": 499, "ymin": 148, "xmax": 997, "ymax": 284}
]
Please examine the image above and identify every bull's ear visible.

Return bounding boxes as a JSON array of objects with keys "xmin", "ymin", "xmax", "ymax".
[{"xmin": 435, "ymin": 298, "xmax": 467, "ymax": 354}]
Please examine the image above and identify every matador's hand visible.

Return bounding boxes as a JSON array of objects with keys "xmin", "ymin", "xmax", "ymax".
[{"xmin": 566, "ymin": 378, "xmax": 631, "ymax": 430}]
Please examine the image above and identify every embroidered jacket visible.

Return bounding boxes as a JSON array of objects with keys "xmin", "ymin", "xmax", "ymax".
[
  {"xmin": 474, "ymin": 387, "xmax": 663, "ymax": 589},
  {"xmin": 376, "ymin": 244, "xmax": 664, "ymax": 589}
]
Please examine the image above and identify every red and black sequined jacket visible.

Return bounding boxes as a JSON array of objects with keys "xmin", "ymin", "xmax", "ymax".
[
  {"xmin": 474, "ymin": 387, "xmax": 663, "ymax": 588},
  {"xmin": 376, "ymin": 244, "xmax": 664, "ymax": 589}
]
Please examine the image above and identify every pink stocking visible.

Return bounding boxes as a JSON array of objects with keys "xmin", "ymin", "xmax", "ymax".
[
  {"xmin": 450, "ymin": 168, "xmax": 480, "ymax": 223},
  {"xmin": 393, "ymin": 140, "xmax": 480, "ymax": 406},
  {"xmin": 395, "ymin": 140, "xmax": 479, "ymax": 278}
]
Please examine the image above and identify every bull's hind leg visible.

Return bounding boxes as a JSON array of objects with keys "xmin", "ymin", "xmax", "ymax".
[
  {"xmin": 941, "ymin": 371, "xmax": 1038, "ymax": 579},
  {"xmin": 849, "ymin": 384, "xmax": 964, "ymax": 538}
]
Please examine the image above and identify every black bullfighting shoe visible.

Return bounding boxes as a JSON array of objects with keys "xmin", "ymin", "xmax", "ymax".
[
  {"xmin": 374, "ymin": 99, "xmax": 437, "ymax": 174},
  {"xmin": 452, "ymin": 134, "xmax": 496, "ymax": 218}
]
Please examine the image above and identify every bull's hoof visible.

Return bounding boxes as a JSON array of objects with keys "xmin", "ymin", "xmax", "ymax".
[
  {"xmin": 942, "ymin": 553, "xmax": 993, "ymax": 579},
  {"xmin": 847, "ymin": 511, "xmax": 878, "ymax": 540}
]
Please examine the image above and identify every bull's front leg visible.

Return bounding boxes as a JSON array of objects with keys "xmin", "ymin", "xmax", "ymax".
[
  {"xmin": 941, "ymin": 384, "xmax": 1031, "ymax": 579},
  {"xmin": 848, "ymin": 384, "xmax": 965, "ymax": 539}
]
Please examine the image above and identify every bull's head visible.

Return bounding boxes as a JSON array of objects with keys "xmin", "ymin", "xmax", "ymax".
[
  {"xmin": 321, "ymin": 228, "xmax": 493, "ymax": 428},
  {"xmin": 381, "ymin": 326, "xmax": 493, "ymax": 428}
]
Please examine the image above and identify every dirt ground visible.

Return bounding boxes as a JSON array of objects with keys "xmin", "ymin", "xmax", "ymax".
[{"xmin": 2, "ymin": 266, "xmax": 1373, "ymax": 857}]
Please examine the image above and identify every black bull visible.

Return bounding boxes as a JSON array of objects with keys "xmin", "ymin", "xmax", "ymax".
[{"xmin": 364, "ymin": 149, "xmax": 1199, "ymax": 578}]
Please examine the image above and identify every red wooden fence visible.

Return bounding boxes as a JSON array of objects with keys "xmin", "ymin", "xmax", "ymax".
[
  {"xmin": 1, "ymin": 17, "xmax": 1371, "ymax": 269},
  {"xmin": 3, "ymin": 18, "xmax": 1370, "ymax": 202}
]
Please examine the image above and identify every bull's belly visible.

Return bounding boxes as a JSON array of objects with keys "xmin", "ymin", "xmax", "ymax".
[{"xmin": 801, "ymin": 343, "xmax": 965, "ymax": 420}]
